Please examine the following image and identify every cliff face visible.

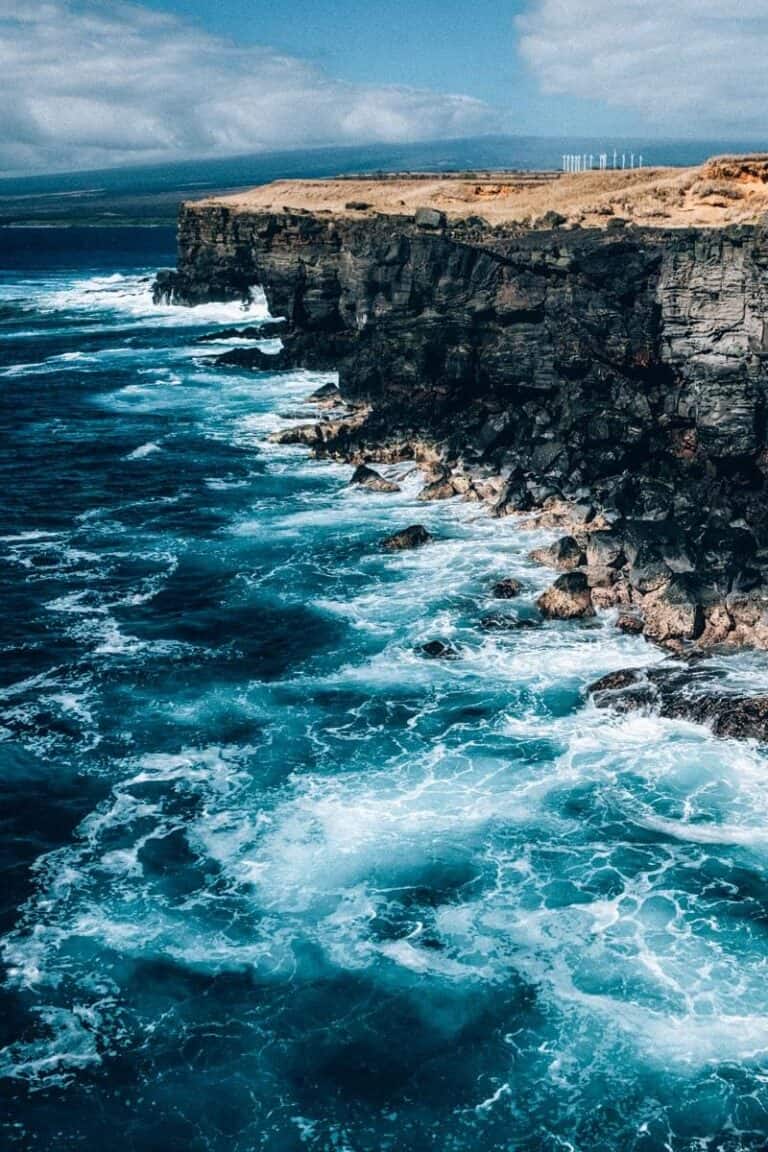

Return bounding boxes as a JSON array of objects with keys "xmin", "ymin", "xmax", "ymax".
[{"xmin": 155, "ymin": 204, "xmax": 768, "ymax": 649}]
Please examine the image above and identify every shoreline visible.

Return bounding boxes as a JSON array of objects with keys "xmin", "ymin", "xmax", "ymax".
[
  {"xmin": 152, "ymin": 154, "xmax": 768, "ymax": 706},
  {"xmin": 266, "ymin": 382, "xmax": 768, "ymax": 744}
]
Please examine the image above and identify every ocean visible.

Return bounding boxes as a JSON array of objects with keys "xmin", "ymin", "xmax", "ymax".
[{"xmin": 3, "ymin": 221, "xmax": 768, "ymax": 1151}]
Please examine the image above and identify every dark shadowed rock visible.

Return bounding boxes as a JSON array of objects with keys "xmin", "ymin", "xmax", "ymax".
[
  {"xmin": 382, "ymin": 524, "xmax": 433, "ymax": 552},
  {"xmin": 215, "ymin": 346, "xmax": 292, "ymax": 371},
  {"xmin": 479, "ymin": 614, "xmax": 541, "ymax": 631},
  {"xmin": 195, "ymin": 324, "xmax": 284, "ymax": 342},
  {"xmin": 350, "ymin": 464, "xmax": 401, "ymax": 493},
  {"xmin": 616, "ymin": 612, "xmax": 645, "ymax": 634},
  {"xmin": 415, "ymin": 207, "xmax": 447, "ymax": 230},
  {"xmin": 537, "ymin": 571, "xmax": 595, "ymax": 619},
  {"xmin": 420, "ymin": 640, "xmax": 459, "ymax": 659},
  {"xmin": 590, "ymin": 668, "xmax": 643, "ymax": 694},
  {"xmin": 588, "ymin": 665, "xmax": 768, "ymax": 742},
  {"xmin": 586, "ymin": 532, "xmax": 625, "ymax": 570},
  {"xmin": 536, "ymin": 210, "xmax": 567, "ymax": 229},
  {"xmin": 419, "ymin": 478, "xmax": 458, "ymax": 501},
  {"xmin": 529, "ymin": 536, "xmax": 586, "ymax": 571},
  {"xmin": 492, "ymin": 578, "xmax": 522, "ymax": 599},
  {"xmin": 307, "ymin": 382, "xmax": 342, "ymax": 405}
]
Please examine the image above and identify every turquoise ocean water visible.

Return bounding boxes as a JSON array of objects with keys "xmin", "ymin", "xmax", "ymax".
[{"xmin": 2, "ymin": 225, "xmax": 768, "ymax": 1150}]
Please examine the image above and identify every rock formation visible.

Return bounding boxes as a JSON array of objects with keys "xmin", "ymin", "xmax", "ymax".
[
  {"xmin": 155, "ymin": 184, "xmax": 768, "ymax": 650},
  {"xmin": 588, "ymin": 665, "xmax": 768, "ymax": 742},
  {"xmin": 381, "ymin": 525, "xmax": 432, "ymax": 552}
]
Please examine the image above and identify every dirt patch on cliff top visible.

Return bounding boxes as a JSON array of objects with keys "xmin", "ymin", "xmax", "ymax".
[{"xmin": 196, "ymin": 156, "xmax": 768, "ymax": 230}]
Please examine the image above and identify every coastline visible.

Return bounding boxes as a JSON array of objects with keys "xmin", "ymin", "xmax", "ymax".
[
  {"xmin": 5, "ymin": 224, "xmax": 768, "ymax": 1148},
  {"xmin": 155, "ymin": 163, "xmax": 768, "ymax": 660}
]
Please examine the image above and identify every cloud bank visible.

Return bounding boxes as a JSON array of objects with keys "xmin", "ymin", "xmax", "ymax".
[
  {"xmin": 0, "ymin": 1, "xmax": 499, "ymax": 174},
  {"xmin": 518, "ymin": 0, "xmax": 768, "ymax": 137}
]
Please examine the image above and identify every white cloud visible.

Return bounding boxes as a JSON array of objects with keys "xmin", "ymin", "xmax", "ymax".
[
  {"xmin": 0, "ymin": 0, "xmax": 499, "ymax": 173},
  {"xmin": 518, "ymin": 0, "xmax": 768, "ymax": 136}
]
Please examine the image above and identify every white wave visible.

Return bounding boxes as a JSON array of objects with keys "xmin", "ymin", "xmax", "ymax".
[
  {"xmin": 124, "ymin": 441, "xmax": 162, "ymax": 460},
  {"xmin": 34, "ymin": 272, "xmax": 270, "ymax": 327}
]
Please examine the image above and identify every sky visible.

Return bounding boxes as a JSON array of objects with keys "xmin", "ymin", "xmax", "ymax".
[{"xmin": 0, "ymin": 0, "xmax": 766, "ymax": 174}]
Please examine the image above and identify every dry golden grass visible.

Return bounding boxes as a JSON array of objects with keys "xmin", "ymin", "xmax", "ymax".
[{"xmin": 197, "ymin": 156, "xmax": 768, "ymax": 230}]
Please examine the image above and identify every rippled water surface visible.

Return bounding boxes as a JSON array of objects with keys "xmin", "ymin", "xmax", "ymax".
[{"xmin": 3, "ymin": 228, "xmax": 768, "ymax": 1151}]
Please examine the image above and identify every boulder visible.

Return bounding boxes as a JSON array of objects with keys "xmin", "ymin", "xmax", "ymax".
[
  {"xmin": 642, "ymin": 579, "xmax": 704, "ymax": 644},
  {"xmin": 536, "ymin": 210, "xmax": 567, "ymax": 229},
  {"xmin": 529, "ymin": 536, "xmax": 586, "ymax": 571},
  {"xmin": 492, "ymin": 578, "xmax": 522, "ymax": 599},
  {"xmin": 382, "ymin": 524, "xmax": 433, "ymax": 552},
  {"xmin": 420, "ymin": 640, "xmax": 459, "ymax": 659},
  {"xmin": 537, "ymin": 571, "xmax": 595, "ymax": 619},
  {"xmin": 616, "ymin": 612, "xmax": 644, "ymax": 635},
  {"xmin": 723, "ymin": 591, "xmax": 768, "ymax": 649},
  {"xmin": 415, "ymin": 207, "xmax": 447, "ymax": 230},
  {"xmin": 419, "ymin": 478, "xmax": 457, "ymax": 501},
  {"xmin": 350, "ymin": 464, "xmax": 401, "ymax": 493},
  {"xmin": 307, "ymin": 382, "xmax": 342, "ymax": 405},
  {"xmin": 585, "ymin": 532, "xmax": 625, "ymax": 569}
]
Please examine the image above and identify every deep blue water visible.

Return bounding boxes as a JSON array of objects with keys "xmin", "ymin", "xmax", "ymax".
[{"xmin": 3, "ymin": 228, "xmax": 768, "ymax": 1151}]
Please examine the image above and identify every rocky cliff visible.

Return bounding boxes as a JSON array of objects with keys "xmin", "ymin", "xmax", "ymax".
[{"xmin": 155, "ymin": 201, "xmax": 768, "ymax": 651}]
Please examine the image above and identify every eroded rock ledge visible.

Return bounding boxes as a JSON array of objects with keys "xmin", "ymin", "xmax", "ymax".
[{"xmin": 155, "ymin": 197, "xmax": 768, "ymax": 651}]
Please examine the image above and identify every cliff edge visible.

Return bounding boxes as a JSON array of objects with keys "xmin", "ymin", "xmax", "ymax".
[{"xmin": 155, "ymin": 158, "xmax": 768, "ymax": 652}]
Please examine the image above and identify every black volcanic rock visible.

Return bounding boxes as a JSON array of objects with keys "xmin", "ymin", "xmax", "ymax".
[
  {"xmin": 195, "ymin": 323, "xmax": 285, "ymax": 342},
  {"xmin": 350, "ymin": 464, "xmax": 400, "ymax": 493},
  {"xmin": 492, "ymin": 578, "xmax": 522, "ymax": 599},
  {"xmin": 382, "ymin": 524, "xmax": 432, "ymax": 552},
  {"xmin": 154, "ymin": 203, "xmax": 768, "ymax": 649},
  {"xmin": 529, "ymin": 536, "xmax": 586, "ymax": 571},
  {"xmin": 215, "ymin": 346, "xmax": 291, "ymax": 371},
  {"xmin": 588, "ymin": 665, "xmax": 768, "ymax": 742},
  {"xmin": 479, "ymin": 614, "xmax": 540, "ymax": 631},
  {"xmin": 419, "ymin": 640, "xmax": 459, "ymax": 659},
  {"xmin": 307, "ymin": 382, "xmax": 342, "ymax": 404},
  {"xmin": 537, "ymin": 571, "xmax": 595, "ymax": 620}
]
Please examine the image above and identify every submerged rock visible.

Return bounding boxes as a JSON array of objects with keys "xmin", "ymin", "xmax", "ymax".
[
  {"xmin": 382, "ymin": 524, "xmax": 433, "ymax": 552},
  {"xmin": 492, "ymin": 578, "xmax": 522, "ymax": 599},
  {"xmin": 195, "ymin": 324, "xmax": 284, "ymax": 342},
  {"xmin": 479, "ymin": 614, "xmax": 540, "ymax": 631},
  {"xmin": 588, "ymin": 665, "xmax": 768, "ymax": 742},
  {"xmin": 419, "ymin": 639, "xmax": 459, "ymax": 659},
  {"xmin": 537, "ymin": 571, "xmax": 595, "ymax": 619},
  {"xmin": 350, "ymin": 464, "xmax": 401, "ymax": 493}
]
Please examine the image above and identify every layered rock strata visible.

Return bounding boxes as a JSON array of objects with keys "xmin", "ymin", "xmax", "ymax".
[{"xmin": 155, "ymin": 200, "xmax": 768, "ymax": 650}]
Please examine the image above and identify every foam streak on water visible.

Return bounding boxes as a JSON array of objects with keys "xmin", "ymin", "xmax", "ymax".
[{"xmin": 2, "ymin": 231, "xmax": 768, "ymax": 1152}]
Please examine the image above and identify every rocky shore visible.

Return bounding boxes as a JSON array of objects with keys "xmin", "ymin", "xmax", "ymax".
[{"xmin": 155, "ymin": 172, "xmax": 768, "ymax": 672}]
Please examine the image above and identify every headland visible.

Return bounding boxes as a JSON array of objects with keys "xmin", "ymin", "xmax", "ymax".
[{"xmin": 155, "ymin": 154, "xmax": 768, "ymax": 677}]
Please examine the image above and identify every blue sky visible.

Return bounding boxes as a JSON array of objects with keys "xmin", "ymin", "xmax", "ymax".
[
  {"xmin": 145, "ymin": 0, "xmax": 631, "ymax": 135},
  {"xmin": 0, "ymin": 1, "xmax": 765, "ymax": 173},
  {"xmin": 154, "ymin": 0, "xmax": 529, "ymax": 105}
]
